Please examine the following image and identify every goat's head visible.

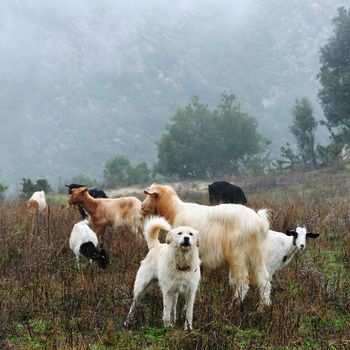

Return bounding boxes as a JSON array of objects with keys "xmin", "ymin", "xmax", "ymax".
[
  {"xmin": 67, "ymin": 187, "xmax": 88, "ymax": 205},
  {"xmin": 27, "ymin": 199, "xmax": 39, "ymax": 213},
  {"xmin": 65, "ymin": 183, "xmax": 87, "ymax": 194},
  {"xmin": 96, "ymin": 248, "xmax": 109, "ymax": 269},
  {"xmin": 285, "ymin": 225, "xmax": 320, "ymax": 251},
  {"xmin": 142, "ymin": 190, "xmax": 158, "ymax": 216},
  {"xmin": 141, "ymin": 184, "xmax": 177, "ymax": 216}
]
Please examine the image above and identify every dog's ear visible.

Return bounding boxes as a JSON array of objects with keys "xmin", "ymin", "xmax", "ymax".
[
  {"xmin": 166, "ymin": 231, "xmax": 172, "ymax": 244},
  {"xmin": 144, "ymin": 190, "xmax": 159, "ymax": 199},
  {"xmin": 196, "ymin": 238, "xmax": 199, "ymax": 247}
]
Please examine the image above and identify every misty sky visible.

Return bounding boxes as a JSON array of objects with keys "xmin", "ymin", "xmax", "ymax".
[{"xmin": 0, "ymin": 0, "xmax": 348, "ymax": 190}]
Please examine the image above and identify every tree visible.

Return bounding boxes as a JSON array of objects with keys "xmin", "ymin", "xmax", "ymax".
[
  {"xmin": 0, "ymin": 182, "xmax": 8, "ymax": 200},
  {"xmin": 103, "ymin": 155, "xmax": 152, "ymax": 187},
  {"xmin": 290, "ymin": 98, "xmax": 318, "ymax": 168},
  {"xmin": 156, "ymin": 96, "xmax": 213, "ymax": 178},
  {"xmin": 127, "ymin": 162, "xmax": 152, "ymax": 186},
  {"xmin": 103, "ymin": 155, "xmax": 131, "ymax": 187},
  {"xmin": 71, "ymin": 174, "xmax": 97, "ymax": 187},
  {"xmin": 316, "ymin": 142, "xmax": 344, "ymax": 167},
  {"xmin": 20, "ymin": 178, "xmax": 52, "ymax": 198},
  {"xmin": 156, "ymin": 93, "xmax": 269, "ymax": 179},
  {"xmin": 275, "ymin": 143, "xmax": 300, "ymax": 171},
  {"xmin": 318, "ymin": 7, "xmax": 350, "ymax": 144}
]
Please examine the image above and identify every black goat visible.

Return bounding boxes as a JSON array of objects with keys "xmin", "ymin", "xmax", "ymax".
[{"xmin": 208, "ymin": 181, "xmax": 247, "ymax": 205}]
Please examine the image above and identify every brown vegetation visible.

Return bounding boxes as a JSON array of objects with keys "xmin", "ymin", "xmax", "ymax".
[{"xmin": 0, "ymin": 171, "xmax": 349, "ymax": 349}]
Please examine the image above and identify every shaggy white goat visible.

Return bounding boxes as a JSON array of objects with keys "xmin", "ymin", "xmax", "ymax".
[
  {"xmin": 142, "ymin": 184, "xmax": 271, "ymax": 308},
  {"xmin": 69, "ymin": 220, "xmax": 109, "ymax": 269},
  {"xmin": 27, "ymin": 191, "xmax": 47, "ymax": 213},
  {"xmin": 266, "ymin": 225, "xmax": 319, "ymax": 280}
]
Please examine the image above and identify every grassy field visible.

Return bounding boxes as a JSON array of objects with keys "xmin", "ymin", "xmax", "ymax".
[{"xmin": 0, "ymin": 169, "xmax": 349, "ymax": 349}]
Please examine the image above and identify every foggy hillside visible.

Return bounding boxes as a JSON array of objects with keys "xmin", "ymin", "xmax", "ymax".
[{"xmin": 0, "ymin": 0, "xmax": 347, "ymax": 187}]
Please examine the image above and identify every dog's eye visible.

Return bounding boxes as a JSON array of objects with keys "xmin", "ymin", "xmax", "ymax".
[
  {"xmin": 178, "ymin": 232, "xmax": 182, "ymax": 235},
  {"xmin": 189, "ymin": 232, "xmax": 193, "ymax": 236}
]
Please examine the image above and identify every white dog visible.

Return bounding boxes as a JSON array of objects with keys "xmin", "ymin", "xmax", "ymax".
[{"xmin": 124, "ymin": 216, "xmax": 201, "ymax": 330}]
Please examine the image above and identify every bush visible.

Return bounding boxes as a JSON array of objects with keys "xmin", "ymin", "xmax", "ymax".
[
  {"xmin": 71, "ymin": 174, "xmax": 98, "ymax": 187},
  {"xmin": 0, "ymin": 182, "xmax": 8, "ymax": 200},
  {"xmin": 103, "ymin": 156, "xmax": 152, "ymax": 187},
  {"xmin": 20, "ymin": 178, "xmax": 52, "ymax": 199}
]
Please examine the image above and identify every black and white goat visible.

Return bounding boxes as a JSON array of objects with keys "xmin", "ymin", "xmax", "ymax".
[
  {"xmin": 69, "ymin": 220, "xmax": 109, "ymax": 269},
  {"xmin": 266, "ymin": 225, "xmax": 319, "ymax": 281},
  {"xmin": 65, "ymin": 183, "xmax": 108, "ymax": 220}
]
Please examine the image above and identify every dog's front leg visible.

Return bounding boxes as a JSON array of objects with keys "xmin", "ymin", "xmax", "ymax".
[
  {"xmin": 162, "ymin": 291, "xmax": 174, "ymax": 327},
  {"xmin": 184, "ymin": 291, "xmax": 196, "ymax": 331},
  {"xmin": 170, "ymin": 292, "xmax": 178, "ymax": 325}
]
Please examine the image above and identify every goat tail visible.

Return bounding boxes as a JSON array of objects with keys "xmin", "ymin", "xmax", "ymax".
[
  {"xmin": 144, "ymin": 216, "xmax": 171, "ymax": 250},
  {"xmin": 257, "ymin": 208, "xmax": 271, "ymax": 239}
]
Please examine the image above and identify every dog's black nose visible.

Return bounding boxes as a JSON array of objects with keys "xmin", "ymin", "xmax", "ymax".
[{"xmin": 184, "ymin": 236, "xmax": 190, "ymax": 243}]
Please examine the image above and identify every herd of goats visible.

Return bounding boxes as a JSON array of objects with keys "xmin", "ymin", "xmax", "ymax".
[{"xmin": 25, "ymin": 181, "xmax": 319, "ymax": 330}]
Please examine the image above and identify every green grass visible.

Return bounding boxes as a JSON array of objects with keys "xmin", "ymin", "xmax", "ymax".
[{"xmin": 46, "ymin": 193, "xmax": 68, "ymax": 204}]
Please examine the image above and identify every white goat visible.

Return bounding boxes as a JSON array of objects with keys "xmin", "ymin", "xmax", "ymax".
[
  {"xmin": 142, "ymin": 184, "xmax": 271, "ymax": 308},
  {"xmin": 266, "ymin": 225, "xmax": 319, "ymax": 280},
  {"xmin": 27, "ymin": 190, "xmax": 48, "ymax": 213},
  {"xmin": 69, "ymin": 220, "xmax": 109, "ymax": 269}
]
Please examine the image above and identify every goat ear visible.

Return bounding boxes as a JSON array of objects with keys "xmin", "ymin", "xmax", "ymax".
[
  {"xmin": 307, "ymin": 232, "xmax": 319, "ymax": 239},
  {"xmin": 144, "ymin": 190, "xmax": 159, "ymax": 199},
  {"xmin": 285, "ymin": 230, "xmax": 297, "ymax": 237},
  {"xmin": 166, "ymin": 232, "xmax": 172, "ymax": 244},
  {"xmin": 82, "ymin": 188, "xmax": 88, "ymax": 193}
]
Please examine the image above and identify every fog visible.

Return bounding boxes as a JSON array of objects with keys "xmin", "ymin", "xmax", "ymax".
[{"xmin": 0, "ymin": 0, "xmax": 347, "ymax": 189}]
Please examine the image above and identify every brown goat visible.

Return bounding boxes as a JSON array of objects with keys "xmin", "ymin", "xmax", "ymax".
[{"xmin": 68, "ymin": 187, "xmax": 143, "ymax": 236}]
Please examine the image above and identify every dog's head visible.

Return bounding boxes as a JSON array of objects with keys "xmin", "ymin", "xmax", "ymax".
[
  {"xmin": 166, "ymin": 226, "xmax": 199, "ymax": 250},
  {"xmin": 67, "ymin": 187, "xmax": 88, "ymax": 205}
]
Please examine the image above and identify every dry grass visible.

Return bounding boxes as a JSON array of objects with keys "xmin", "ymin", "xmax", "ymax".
[{"xmin": 0, "ymin": 171, "xmax": 349, "ymax": 349}]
